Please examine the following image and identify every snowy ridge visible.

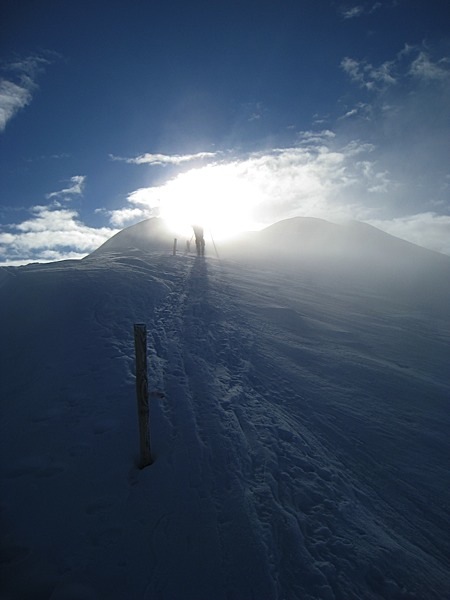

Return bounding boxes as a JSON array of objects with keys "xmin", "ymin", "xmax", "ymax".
[
  {"xmin": 1, "ymin": 220, "xmax": 450, "ymax": 599},
  {"xmin": 88, "ymin": 218, "xmax": 174, "ymax": 258}
]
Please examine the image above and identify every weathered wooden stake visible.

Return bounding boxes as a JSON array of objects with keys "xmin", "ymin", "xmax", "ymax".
[
  {"xmin": 133, "ymin": 323, "xmax": 152, "ymax": 468},
  {"xmin": 173, "ymin": 238, "xmax": 177, "ymax": 255}
]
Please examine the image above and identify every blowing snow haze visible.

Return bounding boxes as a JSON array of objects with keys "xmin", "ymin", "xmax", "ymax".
[
  {"xmin": 93, "ymin": 217, "xmax": 450, "ymax": 311},
  {"xmin": 1, "ymin": 217, "xmax": 449, "ymax": 599}
]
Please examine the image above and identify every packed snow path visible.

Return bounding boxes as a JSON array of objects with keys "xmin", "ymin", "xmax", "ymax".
[{"xmin": 1, "ymin": 250, "xmax": 449, "ymax": 599}]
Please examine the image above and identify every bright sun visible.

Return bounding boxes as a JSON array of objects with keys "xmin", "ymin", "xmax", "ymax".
[{"xmin": 158, "ymin": 164, "xmax": 260, "ymax": 241}]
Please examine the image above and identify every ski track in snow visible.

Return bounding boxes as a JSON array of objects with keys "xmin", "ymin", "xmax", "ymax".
[{"xmin": 1, "ymin": 251, "xmax": 449, "ymax": 599}]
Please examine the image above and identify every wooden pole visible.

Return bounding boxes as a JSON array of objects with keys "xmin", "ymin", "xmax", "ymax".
[
  {"xmin": 173, "ymin": 238, "xmax": 177, "ymax": 255},
  {"xmin": 133, "ymin": 323, "xmax": 152, "ymax": 467}
]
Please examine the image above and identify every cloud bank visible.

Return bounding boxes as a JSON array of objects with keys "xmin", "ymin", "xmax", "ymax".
[
  {"xmin": 0, "ymin": 204, "xmax": 117, "ymax": 266},
  {"xmin": 0, "ymin": 176, "xmax": 116, "ymax": 265},
  {"xmin": 106, "ymin": 133, "xmax": 388, "ymax": 233}
]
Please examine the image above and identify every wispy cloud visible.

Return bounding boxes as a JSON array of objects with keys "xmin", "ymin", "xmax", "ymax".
[
  {"xmin": 46, "ymin": 175, "xmax": 86, "ymax": 200},
  {"xmin": 341, "ymin": 56, "xmax": 397, "ymax": 91},
  {"xmin": 0, "ymin": 80, "xmax": 33, "ymax": 131},
  {"xmin": 239, "ymin": 101, "xmax": 268, "ymax": 122},
  {"xmin": 297, "ymin": 129, "xmax": 336, "ymax": 144},
  {"xmin": 339, "ymin": 2, "xmax": 381, "ymax": 19},
  {"xmin": 341, "ymin": 43, "xmax": 450, "ymax": 97},
  {"xmin": 339, "ymin": 102, "xmax": 372, "ymax": 121},
  {"xmin": 356, "ymin": 161, "xmax": 391, "ymax": 193},
  {"xmin": 409, "ymin": 50, "xmax": 450, "ymax": 82},
  {"xmin": 337, "ymin": 40, "xmax": 450, "ymax": 251},
  {"xmin": 109, "ymin": 151, "xmax": 218, "ymax": 166},
  {"xmin": 341, "ymin": 5, "xmax": 364, "ymax": 19},
  {"xmin": 339, "ymin": 43, "xmax": 450, "ymax": 150},
  {"xmin": 26, "ymin": 153, "xmax": 71, "ymax": 162},
  {"xmin": 0, "ymin": 54, "xmax": 53, "ymax": 132}
]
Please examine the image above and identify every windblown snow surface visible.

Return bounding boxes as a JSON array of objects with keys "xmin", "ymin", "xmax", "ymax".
[{"xmin": 1, "ymin": 218, "xmax": 449, "ymax": 600}]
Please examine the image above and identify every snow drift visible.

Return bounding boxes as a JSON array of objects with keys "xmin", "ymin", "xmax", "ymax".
[{"xmin": 1, "ymin": 217, "xmax": 449, "ymax": 599}]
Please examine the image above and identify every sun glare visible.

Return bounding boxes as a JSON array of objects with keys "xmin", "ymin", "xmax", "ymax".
[{"xmin": 158, "ymin": 165, "xmax": 260, "ymax": 241}]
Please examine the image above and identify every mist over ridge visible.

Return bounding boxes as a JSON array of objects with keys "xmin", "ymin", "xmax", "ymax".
[
  {"xmin": 85, "ymin": 216, "xmax": 450, "ymax": 312},
  {"xmin": 89, "ymin": 215, "xmax": 450, "ymax": 262}
]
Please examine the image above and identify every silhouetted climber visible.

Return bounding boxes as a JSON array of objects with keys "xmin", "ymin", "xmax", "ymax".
[{"xmin": 192, "ymin": 225, "xmax": 205, "ymax": 256}]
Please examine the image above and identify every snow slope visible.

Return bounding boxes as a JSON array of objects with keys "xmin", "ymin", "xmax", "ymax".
[{"xmin": 1, "ymin": 218, "xmax": 449, "ymax": 599}]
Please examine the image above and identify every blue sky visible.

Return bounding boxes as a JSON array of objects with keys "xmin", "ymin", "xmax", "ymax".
[{"xmin": 1, "ymin": 0, "xmax": 449, "ymax": 264}]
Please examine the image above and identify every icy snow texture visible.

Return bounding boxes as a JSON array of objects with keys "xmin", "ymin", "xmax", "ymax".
[{"xmin": 1, "ymin": 218, "xmax": 449, "ymax": 599}]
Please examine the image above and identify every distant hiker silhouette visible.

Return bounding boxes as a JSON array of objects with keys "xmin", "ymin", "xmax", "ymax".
[{"xmin": 192, "ymin": 225, "xmax": 205, "ymax": 257}]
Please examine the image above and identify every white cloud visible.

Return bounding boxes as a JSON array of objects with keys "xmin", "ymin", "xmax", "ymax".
[
  {"xmin": 0, "ymin": 204, "xmax": 117, "ymax": 265},
  {"xmin": 104, "ymin": 125, "xmax": 450, "ymax": 255},
  {"xmin": 0, "ymin": 54, "xmax": 51, "ymax": 132},
  {"xmin": 107, "ymin": 135, "xmax": 389, "ymax": 233},
  {"xmin": 107, "ymin": 206, "xmax": 152, "ymax": 228},
  {"xmin": 3, "ymin": 129, "xmax": 449, "ymax": 263},
  {"xmin": 46, "ymin": 175, "xmax": 86, "ymax": 200},
  {"xmin": 109, "ymin": 151, "xmax": 218, "ymax": 166},
  {"xmin": 104, "ymin": 188, "xmax": 162, "ymax": 227}
]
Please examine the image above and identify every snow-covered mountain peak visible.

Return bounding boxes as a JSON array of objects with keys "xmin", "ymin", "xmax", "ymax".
[{"xmin": 88, "ymin": 217, "xmax": 173, "ymax": 258}]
